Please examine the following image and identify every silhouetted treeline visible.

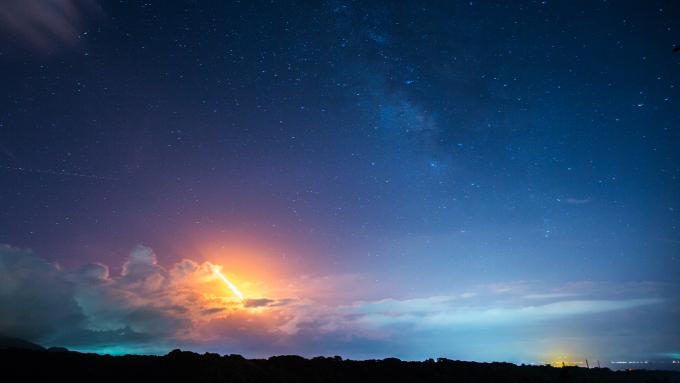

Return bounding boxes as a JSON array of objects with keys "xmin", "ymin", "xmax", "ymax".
[{"xmin": 1, "ymin": 348, "xmax": 679, "ymax": 383}]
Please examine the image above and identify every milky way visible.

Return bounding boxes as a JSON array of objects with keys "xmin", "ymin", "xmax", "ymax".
[{"xmin": 0, "ymin": 0, "xmax": 678, "ymax": 366}]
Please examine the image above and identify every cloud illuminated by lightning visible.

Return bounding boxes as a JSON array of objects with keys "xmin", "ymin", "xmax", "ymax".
[{"xmin": 211, "ymin": 265, "xmax": 244, "ymax": 300}]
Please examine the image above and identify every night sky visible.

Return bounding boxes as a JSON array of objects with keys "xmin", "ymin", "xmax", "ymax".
[{"xmin": 1, "ymin": 0, "xmax": 679, "ymax": 367}]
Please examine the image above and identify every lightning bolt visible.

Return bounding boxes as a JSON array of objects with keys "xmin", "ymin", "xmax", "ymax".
[{"xmin": 211, "ymin": 265, "xmax": 244, "ymax": 300}]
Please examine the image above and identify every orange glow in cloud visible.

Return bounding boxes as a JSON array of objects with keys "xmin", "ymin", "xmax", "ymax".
[
  {"xmin": 167, "ymin": 232, "xmax": 337, "ymax": 310},
  {"xmin": 188, "ymin": 239, "xmax": 298, "ymax": 298}
]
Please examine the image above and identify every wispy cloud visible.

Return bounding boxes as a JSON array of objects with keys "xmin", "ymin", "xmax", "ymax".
[
  {"xmin": 565, "ymin": 197, "xmax": 592, "ymax": 205},
  {"xmin": 340, "ymin": 296, "xmax": 661, "ymax": 330},
  {"xmin": 0, "ymin": 0, "xmax": 100, "ymax": 53}
]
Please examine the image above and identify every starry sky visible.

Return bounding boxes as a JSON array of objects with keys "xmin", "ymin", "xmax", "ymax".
[{"xmin": 0, "ymin": 0, "xmax": 679, "ymax": 367}]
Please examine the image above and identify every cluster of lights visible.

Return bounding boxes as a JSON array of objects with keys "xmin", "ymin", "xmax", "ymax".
[{"xmin": 610, "ymin": 361, "xmax": 649, "ymax": 364}]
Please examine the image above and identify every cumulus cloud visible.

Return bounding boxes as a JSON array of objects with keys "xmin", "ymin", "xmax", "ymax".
[
  {"xmin": 0, "ymin": 244, "xmax": 277, "ymax": 352},
  {"xmin": 0, "ymin": 245, "xmax": 85, "ymax": 341}
]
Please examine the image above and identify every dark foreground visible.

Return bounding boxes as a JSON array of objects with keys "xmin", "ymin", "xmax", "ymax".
[{"xmin": 2, "ymin": 349, "xmax": 679, "ymax": 383}]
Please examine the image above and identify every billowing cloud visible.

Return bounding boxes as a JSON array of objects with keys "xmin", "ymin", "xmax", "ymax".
[
  {"xmin": 0, "ymin": 245, "xmax": 85, "ymax": 341},
  {"xmin": 0, "ymin": 244, "xmax": 674, "ymax": 360},
  {"xmin": 0, "ymin": 244, "xmax": 268, "ymax": 352}
]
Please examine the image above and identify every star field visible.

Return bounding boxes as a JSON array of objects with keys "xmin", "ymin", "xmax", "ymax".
[{"xmin": 0, "ymin": 0, "xmax": 678, "ymax": 365}]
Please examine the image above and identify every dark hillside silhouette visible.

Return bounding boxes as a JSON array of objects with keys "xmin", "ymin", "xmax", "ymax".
[
  {"xmin": 0, "ymin": 335, "xmax": 45, "ymax": 351},
  {"xmin": 1, "ymin": 348, "xmax": 679, "ymax": 383}
]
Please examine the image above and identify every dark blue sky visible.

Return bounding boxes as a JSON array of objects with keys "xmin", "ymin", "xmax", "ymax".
[{"xmin": 0, "ymin": 0, "xmax": 678, "ymax": 365}]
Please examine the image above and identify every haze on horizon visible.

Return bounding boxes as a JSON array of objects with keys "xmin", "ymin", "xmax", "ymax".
[{"xmin": 0, "ymin": 0, "xmax": 678, "ymax": 368}]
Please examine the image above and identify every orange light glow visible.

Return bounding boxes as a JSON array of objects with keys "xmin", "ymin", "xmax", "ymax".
[{"xmin": 188, "ymin": 239, "xmax": 297, "ymax": 298}]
